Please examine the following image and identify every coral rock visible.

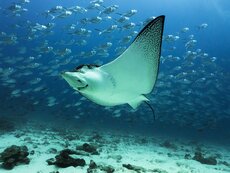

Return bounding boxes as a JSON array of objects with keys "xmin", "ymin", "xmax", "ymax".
[
  {"xmin": 193, "ymin": 152, "xmax": 217, "ymax": 165},
  {"xmin": 76, "ymin": 143, "xmax": 99, "ymax": 155},
  {"xmin": 0, "ymin": 145, "xmax": 30, "ymax": 170},
  {"xmin": 98, "ymin": 165, "xmax": 115, "ymax": 173},
  {"xmin": 47, "ymin": 149, "xmax": 86, "ymax": 168},
  {"xmin": 122, "ymin": 164, "xmax": 146, "ymax": 172}
]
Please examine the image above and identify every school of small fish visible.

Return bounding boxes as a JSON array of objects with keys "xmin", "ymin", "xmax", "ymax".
[{"xmin": 0, "ymin": 0, "xmax": 229, "ymax": 131}]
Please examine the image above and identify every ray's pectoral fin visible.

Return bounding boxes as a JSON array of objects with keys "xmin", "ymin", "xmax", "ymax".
[
  {"xmin": 100, "ymin": 15, "xmax": 165, "ymax": 97},
  {"xmin": 128, "ymin": 95, "xmax": 149, "ymax": 109}
]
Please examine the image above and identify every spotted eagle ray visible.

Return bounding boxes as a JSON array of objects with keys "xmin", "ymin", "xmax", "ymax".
[{"xmin": 62, "ymin": 15, "xmax": 165, "ymax": 111}]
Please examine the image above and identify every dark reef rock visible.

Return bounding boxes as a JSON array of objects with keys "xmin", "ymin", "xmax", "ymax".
[
  {"xmin": 184, "ymin": 153, "xmax": 192, "ymax": 160},
  {"xmin": 122, "ymin": 164, "xmax": 146, "ymax": 173},
  {"xmin": 14, "ymin": 132, "xmax": 25, "ymax": 138},
  {"xmin": 54, "ymin": 155, "xmax": 85, "ymax": 168},
  {"xmin": 193, "ymin": 151, "xmax": 217, "ymax": 165},
  {"xmin": 30, "ymin": 150, "xmax": 35, "ymax": 155},
  {"xmin": 76, "ymin": 143, "xmax": 99, "ymax": 155},
  {"xmin": 152, "ymin": 168, "xmax": 168, "ymax": 173},
  {"xmin": 123, "ymin": 164, "xmax": 168, "ymax": 173},
  {"xmin": 46, "ymin": 158, "xmax": 56, "ymax": 165},
  {"xmin": 47, "ymin": 148, "xmax": 58, "ymax": 154},
  {"xmin": 87, "ymin": 160, "xmax": 97, "ymax": 173},
  {"xmin": 98, "ymin": 165, "xmax": 115, "ymax": 173},
  {"xmin": 160, "ymin": 140, "xmax": 178, "ymax": 150},
  {"xmin": 89, "ymin": 160, "xmax": 97, "ymax": 169},
  {"xmin": 47, "ymin": 149, "xmax": 85, "ymax": 168},
  {"xmin": 23, "ymin": 137, "xmax": 32, "ymax": 142},
  {"xmin": 87, "ymin": 160, "xmax": 114, "ymax": 173},
  {"xmin": 60, "ymin": 149, "xmax": 77, "ymax": 155},
  {"xmin": 0, "ymin": 145, "xmax": 30, "ymax": 170}
]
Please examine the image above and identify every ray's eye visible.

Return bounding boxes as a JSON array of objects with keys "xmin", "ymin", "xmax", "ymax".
[
  {"xmin": 75, "ymin": 67, "xmax": 81, "ymax": 71},
  {"xmin": 77, "ymin": 79, "xmax": 82, "ymax": 83},
  {"xmin": 75, "ymin": 64, "xmax": 85, "ymax": 71},
  {"xmin": 71, "ymin": 67, "xmax": 84, "ymax": 73}
]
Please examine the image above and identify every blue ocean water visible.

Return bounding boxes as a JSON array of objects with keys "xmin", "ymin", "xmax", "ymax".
[{"xmin": 0, "ymin": 0, "xmax": 230, "ymax": 147}]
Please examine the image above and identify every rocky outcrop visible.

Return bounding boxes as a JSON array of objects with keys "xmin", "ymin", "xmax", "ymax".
[
  {"xmin": 160, "ymin": 140, "xmax": 177, "ymax": 150},
  {"xmin": 123, "ymin": 164, "xmax": 146, "ymax": 173},
  {"xmin": 76, "ymin": 143, "xmax": 99, "ymax": 155},
  {"xmin": 193, "ymin": 151, "xmax": 217, "ymax": 165},
  {"xmin": 123, "ymin": 163, "xmax": 168, "ymax": 173},
  {"xmin": 47, "ymin": 149, "xmax": 86, "ymax": 168},
  {"xmin": 0, "ymin": 145, "xmax": 30, "ymax": 170},
  {"xmin": 86, "ymin": 160, "xmax": 114, "ymax": 173}
]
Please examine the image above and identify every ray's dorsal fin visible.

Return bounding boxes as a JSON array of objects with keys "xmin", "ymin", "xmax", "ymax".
[{"xmin": 100, "ymin": 15, "xmax": 165, "ymax": 94}]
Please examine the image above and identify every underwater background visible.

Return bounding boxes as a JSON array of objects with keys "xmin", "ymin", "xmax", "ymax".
[{"xmin": 0, "ymin": 0, "xmax": 230, "ymax": 172}]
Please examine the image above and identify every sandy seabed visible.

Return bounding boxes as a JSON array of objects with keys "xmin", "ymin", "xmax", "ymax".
[{"xmin": 0, "ymin": 122, "xmax": 229, "ymax": 173}]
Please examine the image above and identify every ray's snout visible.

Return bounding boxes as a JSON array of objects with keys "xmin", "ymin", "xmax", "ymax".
[
  {"xmin": 61, "ymin": 71, "xmax": 77, "ymax": 83},
  {"xmin": 61, "ymin": 71, "xmax": 72, "ymax": 82},
  {"xmin": 61, "ymin": 71, "xmax": 70, "ymax": 79},
  {"xmin": 61, "ymin": 71, "xmax": 88, "ymax": 90}
]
